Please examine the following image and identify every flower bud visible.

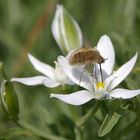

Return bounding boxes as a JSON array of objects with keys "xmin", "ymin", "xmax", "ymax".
[
  {"xmin": 1, "ymin": 80, "xmax": 19, "ymax": 120},
  {"xmin": 52, "ymin": 4, "xmax": 83, "ymax": 55}
]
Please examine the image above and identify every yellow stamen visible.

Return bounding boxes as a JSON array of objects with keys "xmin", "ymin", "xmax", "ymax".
[{"xmin": 96, "ymin": 82, "xmax": 105, "ymax": 89}]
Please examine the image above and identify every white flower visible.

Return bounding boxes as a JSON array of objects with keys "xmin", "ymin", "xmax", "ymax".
[
  {"xmin": 50, "ymin": 35, "xmax": 140, "ymax": 105},
  {"xmin": 11, "ymin": 54, "xmax": 74, "ymax": 88}
]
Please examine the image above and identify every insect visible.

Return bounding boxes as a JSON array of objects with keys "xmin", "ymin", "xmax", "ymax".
[
  {"xmin": 68, "ymin": 47, "xmax": 106, "ymax": 84},
  {"xmin": 69, "ymin": 47, "xmax": 105, "ymax": 65}
]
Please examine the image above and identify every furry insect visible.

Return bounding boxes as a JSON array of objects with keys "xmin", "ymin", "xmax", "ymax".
[
  {"xmin": 68, "ymin": 47, "xmax": 106, "ymax": 83},
  {"xmin": 69, "ymin": 47, "xmax": 105, "ymax": 65}
]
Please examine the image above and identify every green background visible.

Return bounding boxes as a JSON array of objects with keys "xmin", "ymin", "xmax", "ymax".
[{"xmin": 0, "ymin": 0, "xmax": 140, "ymax": 139}]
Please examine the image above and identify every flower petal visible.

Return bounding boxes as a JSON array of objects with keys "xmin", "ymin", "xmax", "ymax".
[
  {"xmin": 28, "ymin": 54, "xmax": 55, "ymax": 79},
  {"xmin": 106, "ymin": 52, "xmax": 138, "ymax": 91},
  {"xmin": 96, "ymin": 35, "xmax": 115, "ymax": 78},
  {"xmin": 66, "ymin": 78, "xmax": 75, "ymax": 85},
  {"xmin": 110, "ymin": 88, "xmax": 140, "ymax": 99},
  {"xmin": 57, "ymin": 55, "xmax": 94, "ymax": 91},
  {"xmin": 51, "ymin": 5, "xmax": 67, "ymax": 54},
  {"xmin": 52, "ymin": 5, "xmax": 82, "ymax": 54},
  {"xmin": 60, "ymin": 5, "xmax": 83, "ymax": 52},
  {"xmin": 50, "ymin": 90, "xmax": 94, "ymax": 105},
  {"xmin": 11, "ymin": 76, "xmax": 47, "ymax": 86},
  {"xmin": 42, "ymin": 79, "xmax": 60, "ymax": 88}
]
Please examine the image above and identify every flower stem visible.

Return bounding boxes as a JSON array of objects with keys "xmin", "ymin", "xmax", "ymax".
[
  {"xmin": 76, "ymin": 102, "xmax": 99, "ymax": 128},
  {"xmin": 74, "ymin": 126, "xmax": 83, "ymax": 140},
  {"xmin": 74, "ymin": 102, "xmax": 99, "ymax": 140}
]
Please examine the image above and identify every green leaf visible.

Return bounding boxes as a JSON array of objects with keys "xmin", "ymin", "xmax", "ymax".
[{"xmin": 98, "ymin": 112, "xmax": 121, "ymax": 137}]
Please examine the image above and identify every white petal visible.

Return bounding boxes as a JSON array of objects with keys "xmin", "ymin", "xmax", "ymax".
[
  {"xmin": 11, "ymin": 76, "xmax": 47, "ymax": 86},
  {"xmin": 60, "ymin": 6, "xmax": 83, "ymax": 52},
  {"xmin": 51, "ymin": 5, "xmax": 61, "ymax": 44},
  {"xmin": 42, "ymin": 79, "xmax": 60, "ymax": 88},
  {"xmin": 52, "ymin": 5, "xmax": 83, "ymax": 54},
  {"xmin": 57, "ymin": 56, "xmax": 93, "ymax": 91},
  {"xmin": 51, "ymin": 5, "xmax": 66, "ymax": 53},
  {"xmin": 50, "ymin": 90, "xmax": 94, "ymax": 105},
  {"xmin": 110, "ymin": 88, "xmax": 140, "ymax": 99},
  {"xmin": 96, "ymin": 35, "xmax": 115, "ymax": 78},
  {"xmin": 66, "ymin": 78, "xmax": 75, "ymax": 85},
  {"xmin": 106, "ymin": 53, "xmax": 138, "ymax": 91},
  {"xmin": 28, "ymin": 54, "xmax": 55, "ymax": 79}
]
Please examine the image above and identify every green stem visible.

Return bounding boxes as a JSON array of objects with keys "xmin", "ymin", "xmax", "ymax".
[
  {"xmin": 74, "ymin": 126, "xmax": 83, "ymax": 140},
  {"xmin": 76, "ymin": 102, "xmax": 99, "ymax": 128},
  {"xmin": 74, "ymin": 102, "xmax": 99, "ymax": 140}
]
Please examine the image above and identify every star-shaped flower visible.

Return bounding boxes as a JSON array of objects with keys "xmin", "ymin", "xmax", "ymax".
[
  {"xmin": 50, "ymin": 35, "xmax": 140, "ymax": 105},
  {"xmin": 11, "ymin": 54, "xmax": 74, "ymax": 87}
]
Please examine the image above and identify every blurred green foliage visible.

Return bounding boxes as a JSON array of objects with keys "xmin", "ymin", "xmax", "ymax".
[{"xmin": 0, "ymin": 0, "xmax": 140, "ymax": 139}]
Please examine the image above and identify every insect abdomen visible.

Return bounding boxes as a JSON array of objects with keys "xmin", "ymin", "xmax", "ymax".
[{"xmin": 69, "ymin": 47, "xmax": 104, "ymax": 65}]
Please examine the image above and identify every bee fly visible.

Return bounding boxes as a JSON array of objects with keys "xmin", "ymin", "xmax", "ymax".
[
  {"xmin": 69, "ymin": 47, "xmax": 105, "ymax": 65},
  {"xmin": 68, "ymin": 47, "xmax": 106, "ymax": 84}
]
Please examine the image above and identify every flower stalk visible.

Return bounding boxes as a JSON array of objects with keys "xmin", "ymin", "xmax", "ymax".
[
  {"xmin": 74, "ymin": 126, "xmax": 83, "ymax": 140},
  {"xmin": 76, "ymin": 101, "xmax": 100, "ymax": 127}
]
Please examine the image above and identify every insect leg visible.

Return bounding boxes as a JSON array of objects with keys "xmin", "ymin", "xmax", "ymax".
[{"xmin": 79, "ymin": 65, "xmax": 86, "ymax": 86}]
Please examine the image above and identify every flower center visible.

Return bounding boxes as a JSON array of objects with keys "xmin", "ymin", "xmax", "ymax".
[{"xmin": 96, "ymin": 82, "xmax": 105, "ymax": 89}]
